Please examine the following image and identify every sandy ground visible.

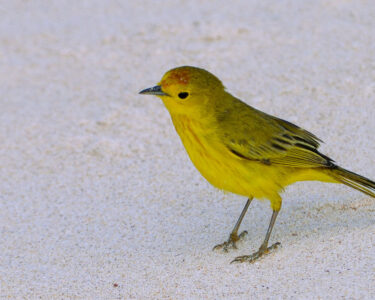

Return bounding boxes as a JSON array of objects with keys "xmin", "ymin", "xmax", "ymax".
[{"xmin": 1, "ymin": 1, "xmax": 375, "ymax": 299}]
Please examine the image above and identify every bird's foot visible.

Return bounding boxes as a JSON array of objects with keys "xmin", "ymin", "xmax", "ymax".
[
  {"xmin": 231, "ymin": 242, "xmax": 281, "ymax": 263},
  {"xmin": 213, "ymin": 231, "xmax": 248, "ymax": 252}
]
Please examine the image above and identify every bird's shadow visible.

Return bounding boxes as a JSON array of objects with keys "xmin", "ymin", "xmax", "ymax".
[
  {"xmin": 174, "ymin": 183, "xmax": 375, "ymax": 253},
  {"xmin": 137, "ymin": 182, "xmax": 374, "ymax": 256}
]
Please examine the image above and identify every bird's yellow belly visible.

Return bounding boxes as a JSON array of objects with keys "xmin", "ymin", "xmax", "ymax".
[
  {"xmin": 189, "ymin": 145, "xmax": 285, "ymax": 199},
  {"xmin": 190, "ymin": 147, "xmax": 254, "ymax": 196},
  {"xmin": 172, "ymin": 116, "xmax": 285, "ymax": 200}
]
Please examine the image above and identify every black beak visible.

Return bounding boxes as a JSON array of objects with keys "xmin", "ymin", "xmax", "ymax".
[{"xmin": 139, "ymin": 85, "xmax": 169, "ymax": 96}]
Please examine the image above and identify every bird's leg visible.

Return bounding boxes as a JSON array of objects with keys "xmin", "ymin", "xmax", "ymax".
[
  {"xmin": 231, "ymin": 209, "xmax": 280, "ymax": 263},
  {"xmin": 213, "ymin": 197, "xmax": 253, "ymax": 252}
]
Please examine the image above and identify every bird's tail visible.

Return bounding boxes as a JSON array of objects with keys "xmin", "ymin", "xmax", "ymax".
[{"xmin": 329, "ymin": 166, "xmax": 375, "ymax": 198}]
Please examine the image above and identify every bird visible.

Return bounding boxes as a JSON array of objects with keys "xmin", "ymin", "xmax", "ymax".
[{"xmin": 139, "ymin": 66, "xmax": 375, "ymax": 263}]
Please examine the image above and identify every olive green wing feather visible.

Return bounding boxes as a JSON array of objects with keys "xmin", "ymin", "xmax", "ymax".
[{"xmin": 216, "ymin": 98, "xmax": 334, "ymax": 168}]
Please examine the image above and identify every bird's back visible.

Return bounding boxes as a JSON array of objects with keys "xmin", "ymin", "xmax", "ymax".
[{"xmin": 214, "ymin": 93, "xmax": 335, "ymax": 169}]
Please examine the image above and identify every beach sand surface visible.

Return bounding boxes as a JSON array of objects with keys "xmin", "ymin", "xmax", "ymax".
[{"xmin": 0, "ymin": 1, "xmax": 374, "ymax": 298}]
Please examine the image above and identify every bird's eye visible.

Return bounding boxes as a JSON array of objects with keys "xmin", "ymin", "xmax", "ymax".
[{"xmin": 178, "ymin": 92, "xmax": 189, "ymax": 99}]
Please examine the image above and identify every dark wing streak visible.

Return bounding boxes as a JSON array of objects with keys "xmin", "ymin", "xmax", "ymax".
[
  {"xmin": 227, "ymin": 133, "xmax": 335, "ymax": 168},
  {"xmin": 275, "ymin": 117, "xmax": 323, "ymax": 147},
  {"xmin": 228, "ymin": 147, "xmax": 272, "ymax": 165}
]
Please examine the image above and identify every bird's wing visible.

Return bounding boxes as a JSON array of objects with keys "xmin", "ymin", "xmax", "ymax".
[{"xmin": 217, "ymin": 99, "xmax": 334, "ymax": 168}]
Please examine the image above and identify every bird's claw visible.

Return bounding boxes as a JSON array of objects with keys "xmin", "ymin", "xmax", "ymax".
[
  {"xmin": 213, "ymin": 231, "xmax": 248, "ymax": 252},
  {"xmin": 230, "ymin": 242, "xmax": 281, "ymax": 263}
]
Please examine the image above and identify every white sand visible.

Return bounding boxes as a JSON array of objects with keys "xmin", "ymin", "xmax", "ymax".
[{"xmin": 1, "ymin": 1, "xmax": 374, "ymax": 298}]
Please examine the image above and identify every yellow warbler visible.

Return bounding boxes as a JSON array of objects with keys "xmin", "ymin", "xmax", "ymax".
[{"xmin": 140, "ymin": 66, "xmax": 375, "ymax": 263}]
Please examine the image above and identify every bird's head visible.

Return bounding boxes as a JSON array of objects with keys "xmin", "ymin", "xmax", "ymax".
[{"xmin": 139, "ymin": 66, "xmax": 225, "ymax": 114}]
